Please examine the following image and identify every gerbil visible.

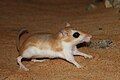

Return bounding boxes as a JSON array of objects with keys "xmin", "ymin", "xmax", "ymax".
[{"xmin": 16, "ymin": 23, "xmax": 93, "ymax": 71}]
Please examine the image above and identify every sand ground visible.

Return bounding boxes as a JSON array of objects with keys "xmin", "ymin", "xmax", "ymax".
[{"xmin": 0, "ymin": 0, "xmax": 120, "ymax": 80}]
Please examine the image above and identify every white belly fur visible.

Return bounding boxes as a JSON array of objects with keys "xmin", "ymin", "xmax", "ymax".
[{"xmin": 22, "ymin": 46, "xmax": 64, "ymax": 58}]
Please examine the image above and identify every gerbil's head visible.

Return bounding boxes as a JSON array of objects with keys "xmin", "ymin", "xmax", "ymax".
[{"xmin": 58, "ymin": 23, "xmax": 92, "ymax": 45}]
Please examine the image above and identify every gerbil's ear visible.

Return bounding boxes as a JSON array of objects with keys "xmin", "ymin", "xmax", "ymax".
[
  {"xmin": 66, "ymin": 22, "xmax": 70, "ymax": 27},
  {"xmin": 59, "ymin": 29, "xmax": 68, "ymax": 37}
]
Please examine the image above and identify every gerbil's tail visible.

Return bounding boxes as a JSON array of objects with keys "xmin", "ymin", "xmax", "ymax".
[{"xmin": 16, "ymin": 27, "xmax": 28, "ymax": 53}]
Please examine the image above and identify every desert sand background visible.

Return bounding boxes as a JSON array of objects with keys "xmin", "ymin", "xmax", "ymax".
[{"xmin": 0, "ymin": 0, "xmax": 120, "ymax": 80}]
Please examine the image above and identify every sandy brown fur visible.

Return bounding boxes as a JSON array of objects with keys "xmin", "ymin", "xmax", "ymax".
[
  {"xmin": 19, "ymin": 32, "xmax": 63, "ymax": 54},
  {"xmin": 49, "ymin": 35, "xmax": 63, "ymax": 52},
  {"xmin": 19, "ymin": 27, "xmax": 91, "ymax": 54},
  {"xmin": 20, "ymin": 33, "xmax": 52, "ymax": 53}
]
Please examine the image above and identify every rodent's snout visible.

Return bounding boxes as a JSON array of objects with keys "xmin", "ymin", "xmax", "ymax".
[
  {"xmin": 88, "ymin": 35, "xmax": 92, "ymax": 40},
  {"xmin": 84, "ymin": 34, "xmax": 92, "ymax": 42},
  {"xmin": 89, "ymin": 34, "xmax": 92, "ymax": 38},
  {"xmin": 80, "ymin": 34, "xmax": 92, "ymax": 43}
]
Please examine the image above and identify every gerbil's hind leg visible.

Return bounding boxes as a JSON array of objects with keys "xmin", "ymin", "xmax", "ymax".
[
  {"xmin": 17, "ymin": 56, "xmax": 29, "ymax": 71},
  {"xmin": 31, "ymin": 59, "xmax": 46, "ymax": 62}
]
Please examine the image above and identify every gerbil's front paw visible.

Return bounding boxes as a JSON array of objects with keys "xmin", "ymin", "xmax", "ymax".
[{"xmin": 84, "ymin": 55, "xmax": 93, "ymax": 59}]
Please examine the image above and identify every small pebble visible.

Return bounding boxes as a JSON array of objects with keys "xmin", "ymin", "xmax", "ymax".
[
  {"xmin": 87, "ymin": 39, "xmax": 113, "ymax": 49},
  {"xmin": 99, "ymin": 28, "xmax": 102, "ymax": 30}
]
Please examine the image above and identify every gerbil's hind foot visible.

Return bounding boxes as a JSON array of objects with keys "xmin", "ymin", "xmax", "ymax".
[
  {"xmin": 31, "ymin": 59, "xmax": 46, "ymax": 62},
  {"xmin": 17, "ymin": 56, "xmax": 29, "ymax": 71}
]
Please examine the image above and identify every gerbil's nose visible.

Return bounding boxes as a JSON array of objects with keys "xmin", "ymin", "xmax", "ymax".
[
  {"xmin": 89, "ymin": 35, "xmax": 92, "ymax": 38},
  {"xmin": 86, "ymin": 34, "xmax": 92, "ymax": 38}
]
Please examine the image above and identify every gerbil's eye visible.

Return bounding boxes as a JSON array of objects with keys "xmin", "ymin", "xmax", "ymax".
[{"xmin": 73, "ymin": 32, "xmax": 80, "ymax": 38}]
